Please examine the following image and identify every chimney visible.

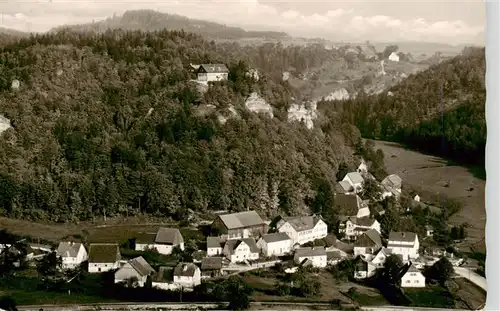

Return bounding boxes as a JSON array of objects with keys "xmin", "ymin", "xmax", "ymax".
[{"xmin": 183, "ymin": 265, "xmax": 188, "ymax": 272}]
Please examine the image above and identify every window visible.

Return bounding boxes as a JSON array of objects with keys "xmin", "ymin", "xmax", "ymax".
[
  {"xmin": 414, "ymin": 280, "xmax": 419, "ymax": 283},
  {"xmin": 406, "ymin": 280, "xmax": 411, "ymax": 283}
]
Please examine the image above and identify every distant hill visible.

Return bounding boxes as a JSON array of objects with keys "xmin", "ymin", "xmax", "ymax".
[
  {"xmin": 0, "ymin": 27, "xmax": 30, "ymax": 46},
  {"xmin": 49, "ymin": 10, "xmax": 290, "ymax": 40}
]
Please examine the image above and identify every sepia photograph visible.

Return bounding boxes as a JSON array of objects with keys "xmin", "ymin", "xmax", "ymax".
[{"xmin": 0, "ymin": 0, "xmax": 489, "ymax": 310}]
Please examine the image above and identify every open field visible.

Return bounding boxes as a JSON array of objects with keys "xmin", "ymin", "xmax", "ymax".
[{"xmin": 370, "ymin": 140, "xmax": 485, "ymax": 252}]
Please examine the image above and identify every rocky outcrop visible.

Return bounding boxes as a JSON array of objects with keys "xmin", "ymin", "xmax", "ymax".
[
  {"xmin": 245, "ymin": 92, "xmax": 273, "ymax": 118},
  {"xmin": 288, "ymin": 101, "xmax": 317, "ymax": 129},
  {"xmin": 217, "ymin": 105, "xmax": 239, "ymax": 124},
  {"xmin": 317, "ymin": 88, "xmax": 350, "ymax": 102},
  {"xmin": 0, "ymin": 115, "xmax": 11, "ymax": 135}
]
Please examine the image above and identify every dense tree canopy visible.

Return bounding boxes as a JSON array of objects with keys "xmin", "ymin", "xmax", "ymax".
[{"xmin": 0, "ymin": 29, "xmax": 359, "ymax": 222}]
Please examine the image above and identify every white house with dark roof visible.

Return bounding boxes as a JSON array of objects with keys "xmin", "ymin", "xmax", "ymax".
[
  {"xmin": 339, "ymin": 216, "xmax": 381, "ymax": 240},
  {"xmin": 387, "ymin": 232, "xmax": 420, "ymax": 261},
  {"xmin": 400, "ymin": 263, "xmax": 426, "ymax": 288},
  {"xmin": 354, "ymin": 257, "xmax": 377, "ymax": 279},
  {"xmin": 388, "ymin": 52, "xmax": 400, "ymax": 62},
  {"xmin": 335, "ymin": 180, "xmax": 355, "ymax": 194},
  {"xmin": 342, "ymin": 172, "xmax": 364, "ymax": 193},
  {"xmin": 211, "ymin": 210, "xmax": 267, "ymax": 241},
  {"xmin": 334, "ymin": 194, "xmax": 369, "ymax": 219},
  {"xmin": 222, "ymin": 238, "xmax": 260, "ymax": 263},
  {"xmin": 294, "ymin": 247, "xmax": 327, "ymax": 268},
  {"xmin": 88, "ymin": 243, "xmax": 121, "ymax": 273},
  {"xmin": 201, "ymin": 257, "xmax": 229, "ymax": 279},
  {"xmin": 114, "ymin": 256, "xmax": 155, "ymax": 287},
  {"xmin": 256, "ymin": 232, "xmax": 292, "ymax": 257},
  {"xmin": 173, "ymin": 262, "xmax": 201, "ymax": 289},
  {"xmin": 56, "ymin": 241, "xmax": 88, "ymax": 270},
  {"xmin": 371, "ymin": 247, "xmax": 392, "ymax": 268},
  {"xmin": 134, "ymin": 232, "xmax": 157, "ymax": 252},
  {"xmin": 276, "ymin": 215, "xmax": 327, "ymax": 245},
  {"xmin": 153, "ymin": 228, "xmax": 185, "ymax": 255},
  {"xmin": 206, "ymin": 237, "xmax": 224, "ymax": 256},
  {"xmin": 381, "ymin": 174, "xmax": 403, "ymax": 199},
  {"xmin": 196, "ymin": 64, "xmax": 229, "ymax": 82},
  {"xmin": 353, "ymin": 229, "xmax": 383, "ymax": 260}
]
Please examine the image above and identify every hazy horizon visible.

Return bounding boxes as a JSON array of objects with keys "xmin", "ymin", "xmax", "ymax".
[{"xmin": 0, "ymin": 0, "xmax": 485, "ymax": 45}]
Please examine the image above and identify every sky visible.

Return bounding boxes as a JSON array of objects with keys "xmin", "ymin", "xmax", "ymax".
[{"xmin": 0, "ymin": 0, "xmax": 486, "ymax": 45}]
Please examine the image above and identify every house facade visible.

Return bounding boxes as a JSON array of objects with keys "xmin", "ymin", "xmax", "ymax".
[
  {"xmin": 114, "ymin": 256, "xmax": 155, "ymax": 287},
  {"xmin": 339, "ymin": 217, "xmax": 381, "ymax": 240},
  {"xmin": 211, "ymin": 211, "xmax": 267, "ymax": 241},
  {"xmin": 197, "ymin": 64, "xmax": 229, "ymax": 82},
  {"xmin": 276, "ymin": 215, "xmax": 328, "ymax": 245},
  {"xmin": 222, "ymin": 238, "xmax": 260, "ymax": 263},
  {"xmin": 371, "ymin": 248, "xmax": 392, "ymax": 268},
  {"xmin": 201, "ymin": 257, "xmax": 228, "ymax": 279},
  {"xmin": 134, "ymin": 233, "xmax": 157, "ymax": 252},
  {"xmin": 354, "ymin": 258, "xmax": 377, "ymax": 279},
  {"xmin": 342, "ymin": 172, "xmax": 364, "ymax": 193},
  {"xmin": 56, "ymin": 242, "xmax": 88, "ymax": 270},
  {"xmin": 293, "ymin": 247, "xmax": 327, "ymax": 268},
  {"xmin": 388, "ymin": 52, "xmax": 400, "ymax": 62},
  {"xmin": 88, "ymin": 243, "xmax": 121, "ymax": 273},
  {"xmin": 353, "ymin": 229, "xmax": 383, "ymax": 260},
  {"xmin": 206, "ymin": 237, "xmax": 223, "ymax": 256},
  {"xmin": 387, "ymin": 232, "xmax": 420, "ymax": 261},
  {"xmin": 256, "ymin": 232, "xmax": 292, "ymax": 257},
  {"xmin": 153, "ymin": 228, "xmax": 185, "ymax": 255},
  {"xmin": 173, "ymin": 263, "xmax": 202, "ymax": 289},
  {"xmin": 401, "ymin": 264, "xmax": 426, "ymax": 288}
]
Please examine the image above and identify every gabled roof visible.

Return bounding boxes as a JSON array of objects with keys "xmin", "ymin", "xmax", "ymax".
[
  {"xmin": 56, "ymin": 242, "xmax": 83, "ymax": 258},
  {"xmin": 224, "ymin": 238, "xmax": 259, "ymax": 255},
  {"xmin": 375, "ymin": 247, "xmax": 392, "ymax": 258},
  {"xmin": 278, "ymin": 215, "xmax": 322, "ymax": 232},
  {"xmin": 294, "ymin": 247, "xmax": 327, "ymax": 258},
  {"xmin": 127, "ymin": 256, "xmax": 155, "ymax": 277},
  {"xmin": 327, "ymin": 250, "xmax": 344, "ymax": 261},
  {"xmin": 354, "ymin": 229, "xmax": 382, "ymax": 248},
  {"xmin": 153, "ymin": 266, "xmax": 173, "ymax": 283},
  {"xmin": 217, "ymin": 211, "xmax": 265, "ymax": 230},
  {"xmin": 344, "ymin": 172, "xmax": 364, "ymax": 184},
  {"xmin": 348, "ymin": 216, "xmax": 377, "ymax": 227},
  {"xmin": 336, "ymin": 181, "xmax": 354, "ymax": 193},
  {"xmin": 201, "ymin": 257, "xmax": 229, "ymax": 270},
  {"xmin": 261, "ymin": 232, "xmax": 291, "ymax": 244},
  {"xmin": 206, "ymin": 237, "xmax": 223, "ymax": 249},
  {"xmin": 382, "ymin": 174, "xmax": 402, "ymax": 189},
  {"xmin": 155, "ymin": 228, "xmax": 184, "ymax": 245},
  {"xmin": 198, "ymin": 64, "xmax": 229, "ymax": 73},
  {"xmin": 400, "ymin": 262, "xmax": 424, "ymax": 279},
  {"xmin": 335, "ymin": 194, "xmax": 362, "ymax": 215},
  {"xmin": 88, "ymin": 243, "xmax": 120, "ymax": 263},
  {"xmin": 388, "ymin": 232, "xmax": 417, "ymax": 243},
  {"xmin": 135, "ymin": 232, "xmax": 156, "ymax": 244},
  {"xmin": 173, "ymin": 262, "xmax": 199, "ymax": 277},
  {"xmin": 355, "ymin": 257, "xmax": 369, "ymax": 271}
]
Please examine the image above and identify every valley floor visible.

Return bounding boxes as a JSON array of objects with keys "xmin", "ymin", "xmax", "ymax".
[{"xmin": 370, "ymin": 140, "xmax": 485, "ymax": 252}]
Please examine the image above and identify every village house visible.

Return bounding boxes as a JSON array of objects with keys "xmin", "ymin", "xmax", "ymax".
[
  {"xmin": 275, "ymin": 215, "xmax": 328, "ymax": 246},
  {"xmin": 201, "ymin": 257, "xmax": 229, "ymax": 279},
  {"xmin": 425, "ymin": 225, "xmax": 434, "ymax": 237},
  {"xmin": 335, "ymin": 180, "xmax": 355, "ymax": 195},
  {"xmin": 134, "ymin": 232, "xmax": 157, "ymax": 252},
  {"xmin": 339, "ymin": 216, "xmax": 381, "ymax": 240},
  {"xmin": 256, "ymin": 232, "xmax": 293, "ymax": 257},
  {"xmin": 326, "ymin": 250, "xmax": 345, "ymax": 266},
  {"xmin": 211, "ymin": 210, "xmax": 268, "ymax": 241},
  {"xmin": 354, "ymin": 257, "xmax": 377, "ymax": 279},
  {"xmin": 413, "ymin": 194, "xmax": 421, "ymax": 202},
  {"xmin": 353, "ymin": 229, "xmax": 383, "ymax": 260},
  {"xmin": 222, "ymin": 238, "xmax": 260, "ymax": 263},
  {"xmin": 381, "ymin": 174, "xmax": 403, "ymax": 199},
  {"xmin": 371, "ymin": 247, "xmax": 392, "ymax": 268},
  {"xmin": 388, "ymin": 52, "xmax": 400, "ymax": 62},
  {"xmin": 173, "ymin": 262, "xmax": 202, "ymax": 289},
  {"xmin": 334, "ymin": 194, "xmax": 370, "ymax": 219},
  {"xmin": 400, "ymin": 263, "xmax": 426, "ymax": 288},
  {"xmin": 88, "ymin": 243, "xmax": 121, "ymax": 273},
  {"xmin": 206, "ymin": 237, "xmax": 224, "ymax": 256},
  {"xmin": 387, "ymin": 232, "xmax": 420, "ymax": 262},
  {"xmin": 342, "ymin": 172, "xmax": 364, "ymax": 193},
  {"xmin": 196, "ymin": 64, "xmax": 229, "ymax": 82},
  {"xmin": 114, "ymin": 256, "xmax": 155, "ymax": 287},
  {"xmin": 55, "ymin": 241, "xmax": 88, "ymax": 270},
  {"xmin": 294, "ymin": 247, "xmax": 327, "ymax": 268},
  {"xmin": 357, "ymin": 159, "xmax": 368, "ymax": 174},
  {"xmin": 152, "ymin": 267, "xmax": 177, "ymax": 291}
]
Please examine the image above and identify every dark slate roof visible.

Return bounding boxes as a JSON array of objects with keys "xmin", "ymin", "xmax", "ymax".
[
  {"xmin": 294, "ymin": 247, "xmax": 327, "ymax": 258},
  {"xmin": 56, "ymin": 242, "xmax": 83, "ymax": 258},
  {"xmin": 388, "ymin": 232, "xmax": 417, "ymax": 243},
  {"xmin": 206, "ymin": 237, "xmax": 223, "ymax": 249},
  {"xmin": 224, "ymin": 238, "xmax": 259, "ymax": 255},
  {"xmin": 128, "ymin": 256, "xmax": 155, "ymax": 277},
  {"xmin": 355, "ymin": 258, "xmax": 369, "ymax": 271},
  {"xmin": 334, "ymin": 194, "xmax": 361, "ymax": 215},
  {"xmin": 88, "ymin": 243, "xmax": 120, "ymax": 263},
  {"xmin": 155, "ymin": 228, "xmax": 184, "ymax": 245},
  {"xmin": 350, "ymin": 216, "xmax": 377, "ymax": 227},
  {"xmin": 199, "ymin": 64, "xmax": 229, "ymax": 73},
  {"xmin": 201, "ymin": 257, "xmax": 228, "ymax": 270},
  {"xmin": 261, "ymin": 232, "xmax": 291, "ymax": 244},
  {"xmin": 135, "ymin": 232, "xmax": 157, "ymax": 244},
  {"xmin": 217, "ymin": 211, "xmax": 265, "ymax": 230},
  {"xmin": 354, "ymin": 229, "xmax": 382, "ymax": 248},
  {"xmin": 173, "ymin": 262, "xmax": 199, "ymax": 277},
  {"xmin": 327, "ymin": 250, "xmax": 344, "ymax": 260},
  {"xmin": 153, "ymin": 266, "xmax": 173, "ymax": 283}
]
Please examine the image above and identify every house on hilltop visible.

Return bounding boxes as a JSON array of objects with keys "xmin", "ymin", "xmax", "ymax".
[
  {"xmin": 88, "ymin": 243, "xmax": 121, "ymax": 273},
  {"xmin": 387, "ymin": 232, "xmax": 420, "ymax": 261},
  {"xmin": 275, "ymin": 215, "xmax": 327, "ymax": 245},
  {"xmin": 211, "ymin": 210, "xmax": 267, "ymax": 241},
  {"xmin": 196, "ymin": 64, "xmax": 229, "ymax": 82},
  {"xmin": 55, "ymin": 241, "xmax": 88, "ymax": 270},
  {"xmin": 114, "ymin": 256, "xmax": 155, "ymax": 287}
]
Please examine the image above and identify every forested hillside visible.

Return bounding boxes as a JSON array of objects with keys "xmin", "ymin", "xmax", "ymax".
[
  {"xmin": 51, "ymin": 10, "xmax": 289, "ymax": 40},
  {"xmin": 0, "ymin": 29, "xmax": 363, "ymax": 223},
  {"xmin": 320, "ymin": 47, "xmax": 486, "ymax": 170}
]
